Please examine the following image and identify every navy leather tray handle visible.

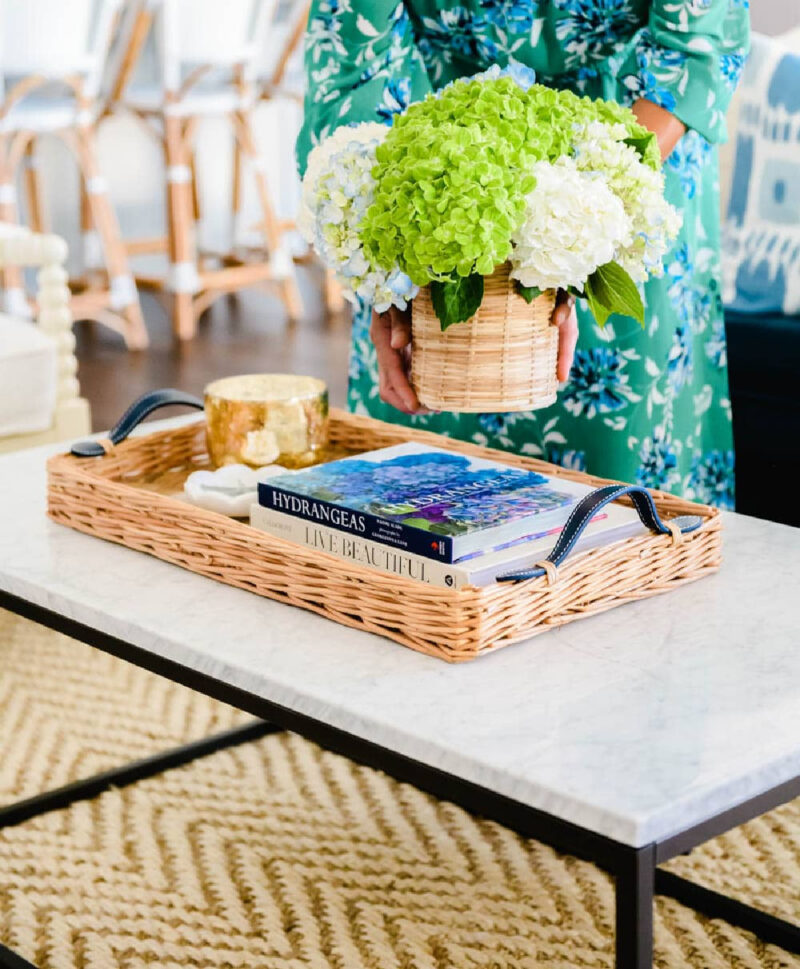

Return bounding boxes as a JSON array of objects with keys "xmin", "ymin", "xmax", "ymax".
[
  {"xmin": 70, "ymin": 389, "xmax": 204, "ymax": 458},
  {"xmin": 496, "ymin": 484, "xmax": 704, "ymax": 583}
]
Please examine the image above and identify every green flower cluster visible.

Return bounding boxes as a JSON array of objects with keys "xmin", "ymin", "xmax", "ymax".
[{"xmin": 360, "ymin": 78, "xmax": 655, "ymax": 287}]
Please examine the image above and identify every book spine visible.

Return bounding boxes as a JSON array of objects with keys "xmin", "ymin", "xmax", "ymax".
[
  {"xmin": 250, "ymin": 506, "xmax": 468, "ymax": 588},
  {"xmin": 257, "ymin": 482, "xmax": 456, "ymax": 563}
]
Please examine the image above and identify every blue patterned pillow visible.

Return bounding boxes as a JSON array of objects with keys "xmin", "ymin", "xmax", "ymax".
[{"xmin": 723, "ymin": 34, "xmax": 800, "ymax": 316}]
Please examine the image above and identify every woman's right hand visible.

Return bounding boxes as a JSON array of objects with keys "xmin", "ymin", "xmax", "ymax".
[{"xmin": 369, "ymin": 306, "xmax": 421, "ymax": 414}]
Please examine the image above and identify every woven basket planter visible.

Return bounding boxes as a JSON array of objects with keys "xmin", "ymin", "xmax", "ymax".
[{"xmin": 410, "ymin": 263, "xmax": 559, "ymax": 413}]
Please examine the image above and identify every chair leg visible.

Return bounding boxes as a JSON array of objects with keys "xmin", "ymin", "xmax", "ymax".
[
  {"xmin": 79, "ymin": 171, "xmax": 105, "ymax": 286},
  {"xmin": 73, "ymin": 123, "xmax": 148, "ymax": 349},
  {"xmin": 23, "ymin": 138, "xmax": 46, "ymax": 233},
  {"xmin": 164, "ymin": 114, "xmax": 199, "ymax": 340},
  {"xmin": 324, "ymin": 269, "xmax": 346, "ymax": 316},
  {"xmin": 189, "ymin": 148, "xmax": 204, "ymax": 266},
  {"xmin": 233, "ymin": 110, "xmax": 303, "ymax": 322},
  {"xmin": 0, "ymin": 135, "xmax": 30, "ymax": 317},
  {"xmin": 231, "ymin": 136, "xmax": 242, "ymax": 252}
]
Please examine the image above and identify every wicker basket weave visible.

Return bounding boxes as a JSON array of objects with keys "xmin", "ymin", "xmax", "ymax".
[
  {"xmin": 47, "ymin": 410, "xmax": 722, "ymax": 663},
  {"xmin": 410, "ymin": 263, "xmax": 558, "ymax": 412}
]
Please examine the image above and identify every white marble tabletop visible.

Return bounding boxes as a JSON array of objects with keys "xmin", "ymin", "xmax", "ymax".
[{"xmin": 1, "ymin": 420, "xmax": 799, "ymax": 848}]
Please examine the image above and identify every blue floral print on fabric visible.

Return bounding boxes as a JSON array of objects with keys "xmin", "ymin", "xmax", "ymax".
[
  {"xmin": 563, "ymin": 348, "xmax": 637, "ymax": 419},
  {"xmin": 689, "ymin": 450, "xmax": 736, "ymax": 509},
  {"xmin": 553, "ymin": 0, "xmax": 640, "ymax": 68},
  {"xmin": 666, "ymin": 131, "xmax": 713, "ymax": 200},
  {"xmin": 636, "ymin": 427, "xmax": 680, "ymax": 490}
]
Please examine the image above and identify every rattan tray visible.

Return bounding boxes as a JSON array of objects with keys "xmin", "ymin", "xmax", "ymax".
[{"xmin": 47, "ymin": 409, "xmax": 722, "ymax": 662}]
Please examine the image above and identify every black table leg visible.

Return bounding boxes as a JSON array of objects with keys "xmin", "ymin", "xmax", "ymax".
[
  {"xmin": 0, "ymin": 720, "xmax": 280, "ymax": 828},
  {"xmin": 615, "ymin": 844, "xmax": 655, "ymax": 969},
  {"xmin": 0, "ymin": 942, "xmax": 37, "ymax": 968},
  {"xmin": 655, "ymin": 869, "xmax": 800, "ymax": 954}
]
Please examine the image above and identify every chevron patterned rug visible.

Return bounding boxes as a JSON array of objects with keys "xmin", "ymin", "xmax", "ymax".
[{"xmin": 1, "ymin": 608, "xmax": 799, "ymax": 969}]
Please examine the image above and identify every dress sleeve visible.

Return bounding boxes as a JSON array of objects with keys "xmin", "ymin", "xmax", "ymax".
[
  {"xmin": 621, "ymin": 0, "xmax": 750, "ymax": 144},
  {"xmin": 296, "ymin": 0, "xmax": 432, "ymax": 176}
]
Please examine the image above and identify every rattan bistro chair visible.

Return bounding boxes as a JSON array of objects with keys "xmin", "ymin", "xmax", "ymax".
[
  {"xmin": 109, "ymin": 0, "xmax": 304, "ymax": 341},
  {"xmin": 255, "ymin": 0, "xmax": 345, "ymax": 317},
  {"xmin": 0, "ymin": 0, "xmax": 148, "ymax": 349}
]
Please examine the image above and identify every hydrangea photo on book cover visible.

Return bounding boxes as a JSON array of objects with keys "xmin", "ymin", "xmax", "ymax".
[{"xmin": 257, "ymin": 442, "xmax": 594, "ymax": 563}]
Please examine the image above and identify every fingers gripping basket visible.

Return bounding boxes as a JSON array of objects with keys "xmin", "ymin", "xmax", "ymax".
[
  {"xmin": 47, "ymin": 408, "xmax": 722, "ymax": 663},
  {"xmin": 410, "ymin": 263, "xmax": 559, "ymax": 412}
]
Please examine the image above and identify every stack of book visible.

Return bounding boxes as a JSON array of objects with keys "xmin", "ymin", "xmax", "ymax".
[{"xmin": 250, "ymin": 442, "xmax": 642, "ymax": 588}]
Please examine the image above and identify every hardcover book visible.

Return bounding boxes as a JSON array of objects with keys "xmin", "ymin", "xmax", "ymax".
[
  {"xmin": 257, "ymin": 442, "xmax": 597, "ymax": 563},
  {"xmin": 250, "ymin": 503, "xmax": 643, "ymax": 588}
]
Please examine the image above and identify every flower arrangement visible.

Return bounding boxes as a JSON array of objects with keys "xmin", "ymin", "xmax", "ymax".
[{"xmin": 300, "ymin": 65, "xmax": 681, "ymax": 330}]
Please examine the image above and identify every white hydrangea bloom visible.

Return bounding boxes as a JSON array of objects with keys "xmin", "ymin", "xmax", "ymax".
[
  {"xmin": 572, "ymin": 122, "xmax": 682, "ymax": 282},
  {"xmin": 299, "ymin": 123, "xmax": 417, "ymax": 312},
  {"xmin": 510, "ymin": 158, "xmax": 632, "ymax": 291}
]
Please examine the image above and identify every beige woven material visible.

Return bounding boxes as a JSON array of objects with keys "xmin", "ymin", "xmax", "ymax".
[
  {"xmin": 2, "ymin": 609, "xmax": 800, "ymax": 969},
  {"xmin": 410, "ymin": 263, "xmax": 559, "ymax": 412},
  {"xmin": 46, "ymin": 410, "xmax": 723, "ymax": 663}
]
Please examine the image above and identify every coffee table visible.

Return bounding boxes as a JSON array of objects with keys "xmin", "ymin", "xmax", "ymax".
[{"xmin": 1, "ymin": 423, "xmax": 799, "ymax": 969}]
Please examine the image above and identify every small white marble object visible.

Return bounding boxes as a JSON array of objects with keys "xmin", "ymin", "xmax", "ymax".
[{"xmin": 184, "ymin": 463, "xmax": 286, "ymax": 517}]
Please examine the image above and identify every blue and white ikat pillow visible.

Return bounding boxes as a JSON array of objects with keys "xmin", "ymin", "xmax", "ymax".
[{"xmin": 723, "ymin": 33, "xmax": 800, "ymax": 316}]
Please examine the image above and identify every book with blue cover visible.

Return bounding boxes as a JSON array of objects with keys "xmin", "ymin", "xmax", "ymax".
[{"xmin": 257, "ymin": 442, "xmax": 596, "ymax": 563}]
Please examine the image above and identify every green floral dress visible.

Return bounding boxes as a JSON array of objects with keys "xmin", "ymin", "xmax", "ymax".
[{"xmin": 297, "ymin": 1, "xmax": 750, "ymax": 508}]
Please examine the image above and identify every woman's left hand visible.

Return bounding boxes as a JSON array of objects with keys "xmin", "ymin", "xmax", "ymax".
[
  {"xmin": 554, "ymin": 290, "xmax": 578, "ymax": 383},
  {"xmin": 369, "ymin": 305, "xmax": 421, "ymax": 413}
]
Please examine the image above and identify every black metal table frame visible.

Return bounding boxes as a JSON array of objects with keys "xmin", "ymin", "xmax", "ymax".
[{"xmin": 1, "ymin": 589, "xmax": 798, "ymax": 969}]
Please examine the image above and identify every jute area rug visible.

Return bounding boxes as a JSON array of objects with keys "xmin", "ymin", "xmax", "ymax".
[{"xmin": 1, "ymin": 608, "xmax": 799, "ymax": 969}]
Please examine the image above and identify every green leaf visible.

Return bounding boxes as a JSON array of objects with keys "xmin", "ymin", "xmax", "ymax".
[
  {"xmin": 623, "ymin": 132, "xmax": 656, "ymax": 158},
  {"xmin": 584, "ymin": 262, "xmax": 644, "ymax": 329},
  {"xmin": 517, "ymin": 283, "xmax": 542, "ymax": 304},
  {"xmin": 623, "ymin": 132, "xmax": 660, "ymax": 169},
  {"xmin": 430, "ymin": 273, "xmax": 484, "ymax": 330}
]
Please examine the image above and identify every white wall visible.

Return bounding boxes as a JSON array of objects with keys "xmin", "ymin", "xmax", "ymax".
[{"xmin": 752, "ymin": 0, "xmax": 800, "ymax": 35}]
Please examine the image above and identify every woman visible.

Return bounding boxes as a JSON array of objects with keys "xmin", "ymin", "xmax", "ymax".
[{"xmin": 297, "ymin": 1, "xmax": 749, "ymax": 507}]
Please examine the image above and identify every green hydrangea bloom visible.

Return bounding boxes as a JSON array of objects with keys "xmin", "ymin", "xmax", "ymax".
[{"xmin": 360, "ymin": 78, "xmax": 656, "ymax": 286}]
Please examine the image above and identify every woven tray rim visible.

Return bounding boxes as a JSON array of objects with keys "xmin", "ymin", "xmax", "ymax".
[{"xmin": 46, "ymin": 409, "xmax": 722, "ymax": 661}]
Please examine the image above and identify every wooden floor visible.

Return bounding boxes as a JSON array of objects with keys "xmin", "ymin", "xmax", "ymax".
[{"xmin": 75, "ymin": 267, "xmax": 351, "ymax": 432}]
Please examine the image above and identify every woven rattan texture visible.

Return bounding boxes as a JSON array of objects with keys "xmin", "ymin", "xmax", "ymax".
[
  {"xmin": 46, "ymin": 411, "xmax": 723, "ymax": 662},
  {"xmin": 411, "ymin": 263, "xmax": 559, "ymax": 412},
  {"xmin": 1, "ymin": 610, "xmax": 798, "ymax": 968}
]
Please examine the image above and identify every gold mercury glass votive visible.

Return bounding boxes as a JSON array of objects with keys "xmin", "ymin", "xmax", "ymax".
[{"xmin": 204, "ymin": 374, "xmax": 329, "ymax": 469}]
